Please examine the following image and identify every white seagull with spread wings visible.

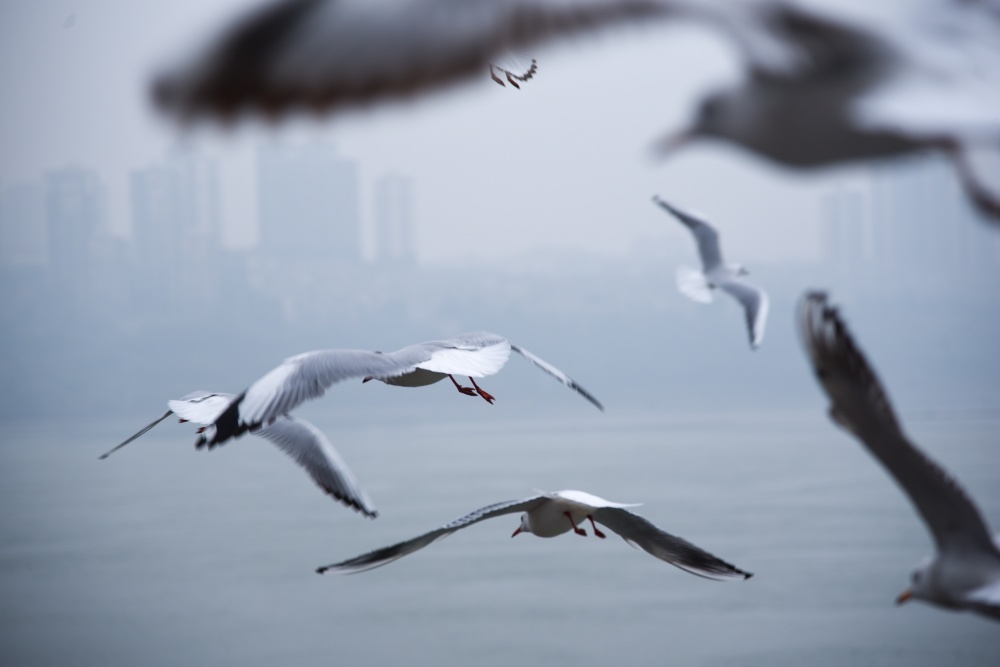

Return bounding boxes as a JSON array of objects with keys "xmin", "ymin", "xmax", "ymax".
[
  {"xmin": 316, "ymin": 489, "xmax": 753, "ymax": 579},
  {"xmin": 799, "ymin": 291, "xmax": 1000, "ymax": 622},
  {"xmin": 198, "ymin": 331, "xmax": 602, "ymax": 448},
  {"xmin": 653, "ymin": 196, "xmax": 769, "ymax": 349},
  {"xmin": 100, "ymin": 391, "xmax": 378, "ymax": 518}
]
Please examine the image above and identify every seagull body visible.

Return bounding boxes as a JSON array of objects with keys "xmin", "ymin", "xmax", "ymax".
[
  {"xmin": 202, "ymin": 331, "xmax": 602, "ymax": 448},
  {"xmin": 653, "ymin": 196, "xmax": 769, "ymax": 349},
  {"xmin": 100, "ymin": 391, "xmax": 378, "ymax": 518},
  {"xmin": 153, "ymin": 0, "xmax": 1000, "ymax": 221},
  {"xmin": 316, "ymin": 489, "xmax": 753, "ymax": 579},
  {"xmin": 799, "ymin": 292, "xmax": 1000, "ymax": 621}
]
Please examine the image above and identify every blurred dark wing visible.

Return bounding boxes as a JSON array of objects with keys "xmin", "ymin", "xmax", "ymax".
[
  {"xmin": 797, "ymin": 291, "xmax": 999, "ymax": 557},
  {"xmin": 511, "ymin": 344, "xmax": 604, "ymax": 411},
  {"xmin": 254, "ymin": 416, "xmax": 377, "ymax": 518},
  {"xmin": 593, "ymin": 507, "xmax": 752, "ymax": 580},
  {"xmin": 153, "ymin": 0, "xmax": 673, "ymax": 119},
  {"xmin": 316, "ymin": 495, "xmax": 546, "ymax": 573}
]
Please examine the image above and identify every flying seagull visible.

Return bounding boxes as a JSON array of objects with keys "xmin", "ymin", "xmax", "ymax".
[
  {"xmin": 316, "ymin": 489, "xmax": 754, "ymax": 578},
  {"xmin": 653, "ymin": 196, "xmax": 769, "ymax": 349},
  {"xmin": 99, "ymin": 391, "xmax": 378, "ymax": 518},
  {"xmin": 798, "ymin": 291, "xmax": 1000, "ymax": 621},
  {"xmin": 198, "ymin": 331, "xmax": 602, "ymax": 448},
  {"xmin": 152, "ymin": 0, "xmax": 1000, "ymax": 221}
]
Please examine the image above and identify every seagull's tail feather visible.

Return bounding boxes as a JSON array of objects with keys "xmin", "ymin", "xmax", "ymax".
[{"xmin": 676, "ymin": 265, "xmax": 713, "ymax": 303}]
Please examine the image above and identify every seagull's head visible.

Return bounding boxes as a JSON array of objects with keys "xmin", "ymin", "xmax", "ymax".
[
  {"xmin": 898, "ymin": 558, "xmax": 934, "ymax": 606},
  {"xmin": 511, "ymin": 514, "xmax": 531, "ymax": 538}
]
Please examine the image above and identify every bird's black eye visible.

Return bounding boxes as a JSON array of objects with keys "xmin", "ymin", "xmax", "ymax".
[{"xmin": 912, "ymin": 571, "xmax": 921, "ymax": 583}]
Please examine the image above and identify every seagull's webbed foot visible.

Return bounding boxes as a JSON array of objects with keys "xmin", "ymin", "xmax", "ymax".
[
  {"xmin": 565, "ymin": 511, "xmax": 587, "ymax": 537},
  {"xmin": 586, "ymin": 515, "xmax": 606, "ymax": 539},
  {"xmin": 449, "ymin": 374, "xmax": 477, "ymax": 397},
  {"xmin": 506, "ymin": 72, "xmax": 521, "ymax": 89},
  {"xmin": 469, "ymin": 377, "xmax": 495, "ymax": 404},
  {"xmin": 178, "ymin": 418, "xmax": 188, "ymax": 423}
]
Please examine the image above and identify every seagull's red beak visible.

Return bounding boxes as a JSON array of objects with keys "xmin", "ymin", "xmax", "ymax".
[
  {"xmin": 511, "ymin": 527, "xmax": 522, "ymax": 538},
  {"xmin": 362, "ymin": 377, "xmax": 372, "ymax": 383},
  {"xmin": 896, "ymin": 588, "xmax": 913, "ymax": 605}
]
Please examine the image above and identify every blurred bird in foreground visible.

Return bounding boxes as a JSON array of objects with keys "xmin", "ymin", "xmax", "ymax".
[
  {"xmin": 799, "ymin": 291, "xmax": 1000, "ymax": 622},
  {"xmin": 153, "ymin": 0, "xmax": 1000, "ymax": 222}
]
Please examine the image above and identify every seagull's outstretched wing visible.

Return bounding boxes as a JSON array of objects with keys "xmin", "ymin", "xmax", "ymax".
[
  {"xmin": 254, "ymin": 415, "xmax": 377, "ymax": 518},
  {"xmin": 316, "ymin": 495, "xmax": 547, "ymax": 574},
  {"xmin": 964, "ymin": 580, "xmax": 1000, "ymax": 621},
  {"xmin": 153, "ymin": 0, "xmax": 672, "ymax": 120},
  {"xmin": 652, "ymin": 196, "xmax": 723, "ymax": 272},
  {"xmin": 207, "ymin": 347, "xmax": 430, "ymax": 447},
  {"xmin": 717, "ymin": 278, "xmax": 769, "ymax": 349},
  {"xmin": 797, "ymin": 291, "xmax": 998, "ymax": 557},
  {"xmin": 415, "ymin": 332, "xmax": 513, "ymax": 378},
  {"xmin": 99, "ymin": 410, "xmax": 174, "ymax": 460},
  {"xmin": 593, "ymin": 507, "xmax": 753, "ymax": 580},
  {"xmin": 490, "ymin": 52, "xmax": 538, "ymax": 88},
  {"xmin": 511, "ymin": 344, "xmax": 604, "ymax": 411}
]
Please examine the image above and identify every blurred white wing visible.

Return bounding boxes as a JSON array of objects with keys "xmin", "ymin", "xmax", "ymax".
[
  {"xmin": 168, "ymin": 391, "xmax": 237, "ymax": 424},
  {"xmin": 254, "ymin": 415, "xmax": 377, "ymax": 518},
  {"xmin": 717, "ymin": 278, "xmax": 769, "ymax": 349},
  {"xmin": 416, "ymin": 332, "xmax": 512, "ymax": 378},
  {"xmin": 797, "ymin": 291, "xmax": 999, "ymax": 558},
  {"xmin": 316, "ymin": 495, "xmax": 548, "ymax": 573},
  {"xmin": 652, "ymin": 196, "xmax": 723, "ymax": 272}
]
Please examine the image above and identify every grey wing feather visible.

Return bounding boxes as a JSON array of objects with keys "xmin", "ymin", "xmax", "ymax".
[
  {"xmin": 316, "ymin": 495, "xmax": 547, "ymax": 574},
  {"xmin": 652, "ymin": 197, "xmax": 723, "ymax": 271},
  {"xmin": 239, "ymin": 347, "xmax": 430, "ymax": 428},
  {"xmin": 254, "ymin": 415, "xmax": 377, "ymax": 518},
  {"xmin": 797, "ymin": 291, "xmax": 999, "ymax": 557},
  {"xmin": 99, "ymin": 410, "xmax": 173, "ymax": 460},
  {"xmin": 152, "ymin": 0, "xmax": 673, "ymax": 120},
  {"xmin": 511, "ymin": 344, "xmax": 604, "ymax": 411},
  {"xmin": 717, "ymin": 279, "xmax": 769, "ymax": 349},
  {"xmin": 593, "ymin": 507, "xmax": 753, "ymax": 580}
]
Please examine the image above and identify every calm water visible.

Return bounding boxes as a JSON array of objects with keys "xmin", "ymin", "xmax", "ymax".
[{"xmin": 1, "ymin": 409, "xmax": 998, "ymax": 666}]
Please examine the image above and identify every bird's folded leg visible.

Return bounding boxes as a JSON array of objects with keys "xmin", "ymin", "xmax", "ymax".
[
  {"xmin": 468, "ymin": 377, "xmax": 495, "ymax": 404},
  {"xmin": 586, "ymin": 515, "xmax": 606, "ymax": 539},
  {"xmin": 564, "ymin": 511, "xmax": 587, "ymax": 536}
]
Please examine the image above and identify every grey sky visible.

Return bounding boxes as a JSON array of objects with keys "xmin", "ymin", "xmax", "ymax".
[{"xmin": 0, "ymin": 0, "xmax": 878, "ymax": 264}]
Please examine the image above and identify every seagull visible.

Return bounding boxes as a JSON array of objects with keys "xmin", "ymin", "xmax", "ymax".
[
  {"xmin": 653, "ymin": 196, "xmax": 769, "ymax": 349},
  {"xmin": 798, "ymin": 291, "xmax": 1000, "ymax": 622},
  {"xmin": 199, "ymin": 331, "xmax": 602, "ymax": 448},
  {"xmin": 489, "ymin": 53, "xmax": 539, "ymax": 88},
  {"xmin": 152, "ymin": 0, "xmax": 1000, "ymax": 222},
  {"xmin": 99, "ymin": 391, "xmax": 378, "ymax": 518},
  {"xmin": 151, "ymin": 0, "xmax": 668, "ymax": 120},
  {"xmin": 656, "ymin": 0, "xmax": 1000, "ymax": 222},
  {"xmin": 315, "ymin": 489, "xmax": 754, "ymax": 578}
]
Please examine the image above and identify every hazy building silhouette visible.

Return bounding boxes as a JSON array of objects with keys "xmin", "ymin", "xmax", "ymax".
[
  {"xmin": 130, "ymin": 150, "xmax": 221, "ymax": 314},
  {"xmin": 373, "ymin": 172, "xmax": 416, "ymax": 265},
  {"xmin": 0, "ymin": 181, "xmax": 47, "ymax": 267},
  {"xmin": 45, "ymin": 166, "xmax": 107, "ymax": 284},
  {"xmin": 257, "ymin": 141, "xmax": 360, "ymax": 262}
]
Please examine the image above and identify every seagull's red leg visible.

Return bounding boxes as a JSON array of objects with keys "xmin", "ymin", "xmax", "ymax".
[
  {"xmin": 448, "ymin": 374, "xmax": 477, "ymax": 397},
  {"xmin": 468, "ymin": 377, "xmax": 495, "ymax": 404},
  {"xmin": 564, "ymin": 511, "xmax": 587, "ymax": 536},
  {"xmin": 489, "ymin": 64, "xmax": 504, "ymax": 86},
  {"xmin": 586, "ymin": 515, "xmax": 606, "ymax": 539},
  {"xmin": 178, "ymin": 418, "xmax": 188, "ymax": 423}
]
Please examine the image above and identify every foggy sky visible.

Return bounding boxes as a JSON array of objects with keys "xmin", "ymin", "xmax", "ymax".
[{"xmin": 0, "ymin": 0, "xmax": 874, "ymax": 265}]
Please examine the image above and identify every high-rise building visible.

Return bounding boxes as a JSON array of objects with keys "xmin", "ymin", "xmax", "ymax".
[
  {"xmin": 257, "ymin": 141, "xmax": 360, "ymax": 262},
  {"xmin": 373, "ymin": 172, "xmax": 415, "ymax": 265},
  {"xmin": 130, "ymin": 150, "xmax": 221, "ymax": 312},
  {"xmin": 45, "ymin": 166, "xmax": 107, "ymax": 286},
  {"xmin": 0, "ymin": 181, "xmax": 47, "ymax": 267}
]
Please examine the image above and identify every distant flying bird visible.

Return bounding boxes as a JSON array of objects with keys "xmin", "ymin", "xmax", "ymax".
[
  {"xmin": 100, "ymin": 391, "xmax": 378, "ymax": 518},
  {"xmin": 653, "ymin": 196, "xmax": 769, "ymax": 349},
  {"xmin": 316, "ymin": 489, "xmax": 754, "ymax": 578},
  {"xmin": 152, "ymin": 0, "xmax": 1000, "ymax": 222},
  {"xmin": 798, "ymin": 291, "xmax": 1000, "ymax": 622},
  {"xmin": 489, "ymin": 53, "xmax": 539, "ymax": 88},
  {"xmin": 199, "ymin": 331, "xmax": 602, "ymax": 449}
]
